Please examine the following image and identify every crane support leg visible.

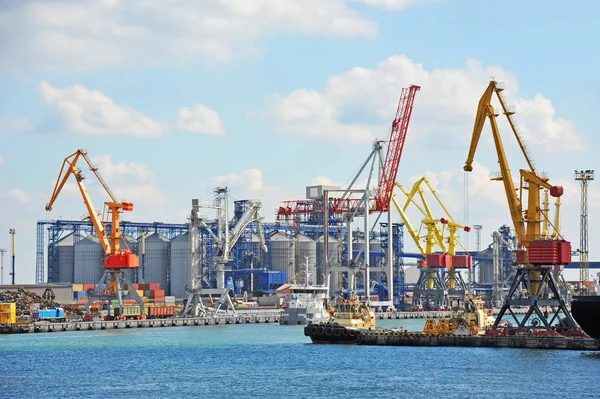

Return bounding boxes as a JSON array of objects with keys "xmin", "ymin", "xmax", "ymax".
[
  {"xmin": 84, "ymin": 269, "xmax": 144, "ymax": 317},
  {"xmin": 412, "ymin": 268, "xmax": 447, "ymax": 310},
  {"xmin": 492, "ymin": 267, "xmax": 576, "ymax": 330},
  {"xmin": 445, "ymin": 270, "xmax": 468, "ymax": 303}
]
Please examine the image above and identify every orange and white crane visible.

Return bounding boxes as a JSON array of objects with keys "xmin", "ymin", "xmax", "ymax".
[{"xmin": 46, "ymin": 149, "xmax": 144, "ymax": 317}]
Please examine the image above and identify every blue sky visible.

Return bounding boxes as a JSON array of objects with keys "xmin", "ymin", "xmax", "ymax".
[{"xmin": 1, "ymin": 0, "xmax": 599, "ymax": 283}]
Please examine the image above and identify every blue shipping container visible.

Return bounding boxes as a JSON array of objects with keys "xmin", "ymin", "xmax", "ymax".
[
  {"xmin": 38, "ymin": 308, "xmax": 65, "ymax": 319},
  {"xmin": 73, "ymin": 291, "xmax": 87, "ymax": 299}
]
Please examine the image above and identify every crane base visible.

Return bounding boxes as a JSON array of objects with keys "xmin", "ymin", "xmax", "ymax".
[
  {"xmin": 84, "ymin": 269, "xmax": 145, "ymax": 317},
  {"xmin": 492, "ymin": 267, "xmax": 576, "ymax": 330},
  {"xmin": 182, "ymin": 288, "xmax": 237, "ymax": 317},
  {"xmin": 412, "ymin": 268, "xmax": 448, "ymax": 310}
]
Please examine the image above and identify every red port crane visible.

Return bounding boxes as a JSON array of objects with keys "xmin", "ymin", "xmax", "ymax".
[
  {"xmin": 374, "ymin": 84, "xmax": 421, "ymax": 212},
  {"xmin": 276, "ymin": 84, "xmax": 421, "ymax": 225}
]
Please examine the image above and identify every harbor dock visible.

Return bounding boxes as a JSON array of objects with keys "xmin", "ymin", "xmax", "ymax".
[{"xmin": 358, "ymin": 330, "xmax": 600, "ymax": 350}]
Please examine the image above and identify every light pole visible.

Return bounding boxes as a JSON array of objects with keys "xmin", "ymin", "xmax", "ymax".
[
  {"xmin": 9, "ymin": 229, "xmax": 15, "ymax": 285},
  {"xmin": 0, "ymin": 248, "xmax": 6, "ymax": 285}
]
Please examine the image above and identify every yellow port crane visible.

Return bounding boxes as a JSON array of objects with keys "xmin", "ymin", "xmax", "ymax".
[
  {"xmin": 391, "ymin": 177, "xmax": 471, "ymax": 310},
  {"xmin": 46, "ymin": 149, "xmax": 144, "ymax": 317},
  {"xmin": 463, "ymin": 80, "xmax": 576, "ymax": 331}
]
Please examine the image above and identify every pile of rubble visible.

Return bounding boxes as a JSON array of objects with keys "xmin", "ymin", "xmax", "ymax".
[{"xmin": 0, "ymin": 288, "xmax": 84, "ymax": 316}]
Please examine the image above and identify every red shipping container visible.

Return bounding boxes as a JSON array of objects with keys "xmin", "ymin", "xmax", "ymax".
[
  {"xmin": 451, "ymin": 255, "xmax": 472, "ymax": 269},
  {"xmin": 148, "ymin": 283, "xmax": 160, "ymax": 290}
]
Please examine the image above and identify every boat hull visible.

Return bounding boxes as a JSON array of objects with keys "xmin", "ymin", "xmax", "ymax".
[
  {"xmin": 571, "ymin": 295, "xmax": 600, "ymax": 341},
  {"xmin": 304, "ymin": 323, "xmax": 361, "ymax": 344}
]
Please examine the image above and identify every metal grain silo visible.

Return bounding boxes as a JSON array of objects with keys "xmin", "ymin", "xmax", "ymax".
[
  {"xmin": 369, "ymin": 237, "xmax": 383, "ymax": 283},
  {"xmin": 57, "ymin": 233, "xmax": 74, "ymax": 283},
  {"xmin": 267, "ymin": 231, "xmax": 294, "ymax": 284},
  {"xmin": 316, "ymin": 234, "xmax": 339, "ymax": 285},
  {"xmin": 250, "ymin": 233, "xmax": 265, "ymax": 268},
  {"xmin": 74, "ymin": 235, "xmax": 104, "ymax": 284},
  {"xmin": 295, "ymin": 233, "xmax": 317, "ymax": 285},
  {"xmin": 138, "ymin": 233, "xmax": 169, "ymax": 291},
  {"xmin": 478, "ymin": 260, "xmax": 493, "ymax": 284},
  {"xmin": 169, "ymin": 232, "xmax": 190, "ymax": 299}
]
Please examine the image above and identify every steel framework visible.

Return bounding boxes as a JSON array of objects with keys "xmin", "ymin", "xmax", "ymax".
[{"xmin": 575, "ymin": 170, "xmax": 594, "ymax": 295}]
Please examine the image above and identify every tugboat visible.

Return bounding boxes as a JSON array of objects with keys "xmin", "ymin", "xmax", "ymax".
[
  {"xmin": 571, "ymin": 295, "xmax": 600, "ymax": 340},
  {"xmin": 304, "ymin": 294, "xmax": 376, "ymax": 344}
]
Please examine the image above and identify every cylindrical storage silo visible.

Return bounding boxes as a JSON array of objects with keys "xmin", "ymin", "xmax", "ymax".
[
  {"xmin": 316, "ymin": 234, "xmax": 339, "ymax": 285},
  {"xmin": 267, "ymin": 232, "xmax": 294, "ymax": 284},
  {"xmin": 57, "ymin": 233, "xmax": 74, "ymax": 283},
  {"xmin": 478, "ymin": 260, "xmax": 493, "ymax": 284},
  {"xmin": 74, "ymin": 236, "xmax": 104, "ymax": 284},
  {"xmin": 250, "ymin": 233, "xmax": 265, "ymax": 268},
  {"xmin": 369, "ymin": 238, "xmax": 383, "ymax": 283},
  {"xmin": 295, "ymin": 234, "xmax": 317, "ymax": 285},
  {"xmin": 138, "ymin": 233, "xmax": 169, "ymax": 291},
  {"xmin": 169, "ymin": 232, "xmax": 190, "ymax": 299}
]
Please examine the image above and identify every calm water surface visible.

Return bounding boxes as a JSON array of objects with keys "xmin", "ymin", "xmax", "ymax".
[{"xmin": 1, "ymin": 319, "xmax": 598, "ymax": 398}]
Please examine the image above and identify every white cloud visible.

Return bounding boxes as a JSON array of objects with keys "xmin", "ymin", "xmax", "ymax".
[
  {"xmin": 176, "ymin": 104, "xmax": 226, "ymax": 135},
  {"xmin": 267, "ymin": 89, "xmax": 374, "ymax": 142},
  {"xmin": 0, "ymin": 0, "xmax": 384, "ymax": 71},
  {"xmin": 349, "ymin": 0, "xmax": 443, "ymax": 10},
  {"xmin": 91, "ymin": 154, "xmax": 155, "ymax": 184},
  {"xmin": 8, "ymin": 188, "xmax": 29, "ymax": 204},
  {"xmin": 38, "ymin": 81, "xmax": 164, "ymax": 137},
  {"xmin": 0, "ymin": 115, "xmax": 35, "ymax": 132},
  {"xmin": 212, "ymin": 168, "xmax": 303, "ymax": 219},
  {"xmin": 266, "ymin": 55, "xmax": 584, "ymax": 152}
]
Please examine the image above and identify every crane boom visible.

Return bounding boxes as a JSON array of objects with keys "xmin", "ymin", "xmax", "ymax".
[
  {"xmin": 463, "ymin": 80, "xmax": 559, "ymax": 248},
  {"xmin": 375, "ymin": 85, "xmax": 420, "ymax": 212},
  {"xmin": 46, "ymin": 150, "xmax": 112, "ymax": 253},
  {"xmin": 45, "ymin": 149, "xmax": 136, "ymax": 265}
]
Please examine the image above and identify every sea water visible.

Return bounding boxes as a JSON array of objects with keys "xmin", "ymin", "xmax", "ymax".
[{"xmin": 0, "ymin": 318, "xmax": 599, "ymax": 399}]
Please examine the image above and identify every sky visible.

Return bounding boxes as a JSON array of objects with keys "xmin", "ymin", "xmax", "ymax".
[{"xmin": 1, "ymin": 0, "xmax": 599, "ymax": 284}]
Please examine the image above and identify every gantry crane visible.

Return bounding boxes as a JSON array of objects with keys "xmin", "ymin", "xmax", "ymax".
[
  {"xmin": 46, "ymin": 149, "xmax": 144, "ymax": 317},
  {"xmin": 464, "ymin": 80, "xmax": 576, "ymax": 330},
  {"xmin": 392, "ymin": 177, "xmax": 471, "ymax": 309}
]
